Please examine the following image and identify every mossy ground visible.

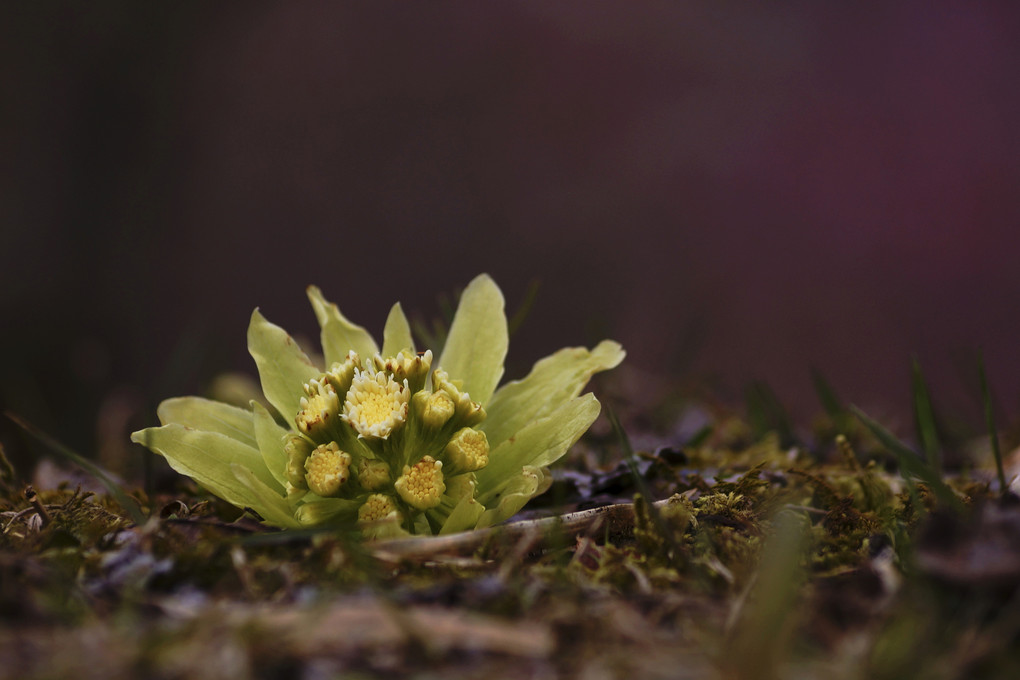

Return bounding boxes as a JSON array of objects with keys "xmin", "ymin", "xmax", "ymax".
[{"xmin": 2, "ymin": 383, "xmax": 1019, "ymax": 679}]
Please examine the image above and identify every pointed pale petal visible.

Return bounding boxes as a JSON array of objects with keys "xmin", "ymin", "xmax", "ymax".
[
  {"xmin": 474, "ymin": 466, "xmax": 545, "ymax": 528},
  {"xmin": 437, "ymin": 274, "xmax": 508, "ymax": 407},
  {"xmin": 247, "ymin": 309, "xmax": 321, "ymax": 423},
  {"xmin": 230, "ymin": 463, "xmax": 301, "ymax": 528},
  {"xmin": 251, "ymin": 401, "xmax": 289, "ymax": 488},
  {"xmin": 482, "ymin": 340, "xmax": 625, "ymax": 449},
  {"xmin": 156, "ymin": 397, "xmax": 257, "ymax": 448},
  {"xmin": 381, "ymin": 302, "xmax": 415, "ymax": 357},
  {"xmin": 132, "ymin": 424, "xmax": 283, "ymax": 509},
  {"xmin": 306, "ymin": 285, "xmax": 378, "ymax": 366},
  {"xmin": 475, "ymin": 394, "xmax": 601, "ymax": 503}
]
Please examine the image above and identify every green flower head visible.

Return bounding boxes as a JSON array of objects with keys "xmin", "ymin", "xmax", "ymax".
[{"xmin": 132, "ymin": 274, "xmax": 625, "ymax": 538}]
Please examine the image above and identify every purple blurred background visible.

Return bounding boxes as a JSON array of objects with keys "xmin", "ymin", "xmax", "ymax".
[{"xmin": 3, "ymin": 2, "xmax": 1020, "ymax": 466}]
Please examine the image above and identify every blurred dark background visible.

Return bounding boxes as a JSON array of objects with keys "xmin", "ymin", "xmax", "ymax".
[{"xmin": 3, "ymin": 2, "xmax": 1020, "ymax": 474}]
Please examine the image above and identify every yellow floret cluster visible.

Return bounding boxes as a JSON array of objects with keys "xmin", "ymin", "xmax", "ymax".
[
  {"xmin": 295, "ymin": 379, "xmax": 339, "ymax": 438},
  {"xmin": 304, "ymin": 442, "xmax": 351, "ymax": 497},
  {"xmin": 341, "ymin": 367, "xmax": 410, "ymax": 439},
  {"xmin": 394, "ymin": 456, "xmax": 446, "ymax": 510},
  {"xmin": 358, "ymin": 494, "xmax": 401, "ymax": 524},
  {"xmin": 285, "ymin": 349, "xmax": 490, "ymax": 534}
]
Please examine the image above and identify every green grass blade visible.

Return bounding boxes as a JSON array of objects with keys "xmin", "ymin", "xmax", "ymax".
[
  {"xmin": 746, "ymin": 380, "xmax": 795, "ymax": 447},
  {"xmin": 605, "ymin": 406, "xmax": 677, "ymax": 553},
  {"xmin": 684, "ymin": 424, "xmax": 713, "ymax": 449},
  {"xmin": 727, "ymin": 509, "xmax": 807, "ymax": 677},
  {"xmin": 911, "ymin": 358, "xmax": 942, "ymax": 475},
  {"xmin": 5, "ymin": 411, "xmax": 148, "ymax": 525},
  {"xmin": 605, "ymin": 406, "xmax": 646, "ymax": 496},
  {"xmin": 851, "ymin": 406, "xmax": 964, "ymax": 514},
  {"xmin": 978, "ymin": 353, "xmax": 1008, "ymax": 494},
  {"xmin": 507, "ymin": 277, "xmax": 541, "ymax": 338},
  {"xmin": 810, "ymin": 367, "xmax": 844, "ymax": 419}
]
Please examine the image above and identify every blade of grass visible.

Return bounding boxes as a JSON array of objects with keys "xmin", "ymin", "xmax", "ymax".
[
  {"xmin": 911, "ymin": 358, "xmax": 942, "ymax": 476},
  {"xmin": 978, "ymin": 353, "xmax": 1008, "ymax": 494},
  {"xmin": 507, "ymin": 277, "xmax": 541, "ymax": 338},
  {"xmin": 810, "ymin": 367, "xmax": 844, "ymax": 419},
  {"xmin": 605, "ymin": 405, "xmax": 652, "ymax": 500},
  {"xmin": 746, "ymin": 380, "xmax": 795, "ymax": 447},
  {"xmin": 851, "ymin": 406, "xmax": 964, "ymax": 514},
  {"xmin": 605, "ymin": 405, "xmax": 677, "ymax": 552},
  {"xmin": 4, "ymin": 410, "xmax": 148, "ymax": 525},
  {"xmin": 746, "ymin": 382, "xmax": 770, "ymax": 439},
  {"xmin": 684, "ymin": 423, "xmax": 713, "ymax": 449},
  {"xmin": 0, "ymin": 442, "xmax": 15, "ymax": 488},
  {"xmin": 410, "ymin": 287, "xmax": 462, "ymax": 357},
  {"xmin": 726, "ymin": 509, "xmax": 807, "ymax": 679}
]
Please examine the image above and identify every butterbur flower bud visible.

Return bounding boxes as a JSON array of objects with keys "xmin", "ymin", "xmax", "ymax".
[
  {"xmin": 295, "ymin": 378, "xmax": 340, "ymax": 441},
  {"xmin": 304, "ymin": 441, "xmax": 352, "ymax": 497},
  {"xmin": 342, "ymin": 367, "xmax": 410, "ymax": 439},
  {"xmin": 394, "ymin": 456, "xmax": 445, "ymax": 510},
  {"xmin": 375, "ymin": 350, "xmax": 432, "ymax": 394},
  {"xmin": 322, "ymin": 352, "xmax": 359, "ymax": 399},
  {"xmin": 357, "ymin": 457, "xmax": 391, "ymax": 491},
  {"xmin": 431, "ymin": 369, "xmax": 485, "ymax": 428},
  {"xmin": 284, "ymin": 434, "xmax": 314, "ymax": 489},
  {"xmin": 443, "ymin": 427, "xmax": 489, "ymax": 475},
  {"xmin": 419, "ymin": 390, "xmax": 456, "ymax": 429},
  {"xmin": 358, "ymin": 493, "xmax": 401, "ymax": 524}
]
